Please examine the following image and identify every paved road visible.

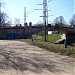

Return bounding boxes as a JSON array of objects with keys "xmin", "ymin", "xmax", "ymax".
[{"xmin": 0, "ymin": 40, "xmax": 75, "ymax": 75}]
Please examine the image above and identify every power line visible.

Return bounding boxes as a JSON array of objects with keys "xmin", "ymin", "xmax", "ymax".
[
  {"xmin": 53, "ymin": 3, "xmax": 73, "ymax": 11},
  {"xmin": 52, "ymin": 7, "xmax": 74, "ymax": 16},
  {"xmin": 26, "ymin": 0, "xmax": 33, "ymax": 7},
  {"xmin": 27, "ymin": 0, "xmax": 35, "ymax": 11},
  {"xmin": 48, "ymin": 8, "xmax": 74, "ymax": 23},
  {"xmin": 48, "ymin": 3, "xmax": 74, "ymax": 15},
  {"xmin": 24, "ymin": 0, "xmax": 36, "ymax": 23},
  {"xmin": 26, "ymin": 0, "xmax": 42, "ymax": 20}
]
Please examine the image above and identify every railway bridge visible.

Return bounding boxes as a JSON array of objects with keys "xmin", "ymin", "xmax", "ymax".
[{"xmin": 0, "ymin": 23, "xmax": 75, "ymax": 48}]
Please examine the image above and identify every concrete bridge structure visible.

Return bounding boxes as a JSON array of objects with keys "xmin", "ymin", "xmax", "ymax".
[
  {"xmin": 0, "ymin": 23, "xmax": 43, "ymax": 39},
  {"xmin": 0, "ymin": 22, "xmax": 75, "ymax": 47}
]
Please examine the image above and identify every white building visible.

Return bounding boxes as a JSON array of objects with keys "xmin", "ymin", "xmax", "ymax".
[{"xmin": 48, "ymin": 31, "xmax": 58, "ymax": 34}]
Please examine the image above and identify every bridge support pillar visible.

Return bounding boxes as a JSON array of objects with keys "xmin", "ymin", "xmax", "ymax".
[
  {"xmin": 24, "ymin": 23, "xmax": 29, "ymax": 38},
  {"xmin": 29, "ymin": 22, "xmax": 32, "ymax": 38}
]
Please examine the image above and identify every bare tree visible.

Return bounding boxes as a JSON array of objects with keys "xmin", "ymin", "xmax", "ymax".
[
  {"xmin": 14, "ymin": 18, "xmax": 21, "ymax": 26},
  {"xmin": 5, "ymin": 20, "xmax": 12, "ymax": 27},
  {"xmin": 0, "ymin": 12, "xmax": 11, "ymax": 27},
  {"xmin": 33, "ymin": 21, "xmax": 43, "ymax": 26},
  {"xmin": 0, "ymin": 2, "xmax": 11, "ymax": 27},
  {"xmin": 69, "ymin": 14, "xmax": 75, "ymax": 27},
  {"xmin": 54, "ymin": 17, "xmax": 60, "ymax": 25},
  {"xmin": 54, "ymin": 16, "xmax": 66, "ymax": 27}
]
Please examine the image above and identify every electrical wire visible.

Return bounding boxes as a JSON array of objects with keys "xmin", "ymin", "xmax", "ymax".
[
  {"xmin": 51, "ymin": 7, "xmax": 74, "ymax": 16},
  {"xmin": 49, "ymin": 3, "xmax": 74, "ymax": 13},
  {"xmin": 26, "ymin": 0, "xmax": 74, "ymax": 23},
  {"xmin": 27, "ymin": 0, "xmax": 40, "ymax": 16},
  {"xmin": 48, "ymin": 3, "xmax": 74, "ymax": 17},
  {"xmin": 26, "ymin": 0, "xmax": 33, "ymax": 7}
]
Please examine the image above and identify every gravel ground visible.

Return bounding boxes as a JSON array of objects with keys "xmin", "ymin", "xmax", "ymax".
[{"xmin": 0, "ymin": 40, "xmax": 75, "ymax": 75}]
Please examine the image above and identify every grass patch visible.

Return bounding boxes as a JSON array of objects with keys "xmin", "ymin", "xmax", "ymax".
[
  {"xmin": 32, "ymin": 34, "xmax": 61, "ymax": 42},
  {"xmin": 20, "ymin": 39, "xmax": 75, "ymax": 58},
  {"xmin": 47, "ymin": 34, "xmax": 61, "ymax": 42}
]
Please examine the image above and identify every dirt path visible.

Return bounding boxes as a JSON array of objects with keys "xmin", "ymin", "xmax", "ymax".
[{"xmin": 0, "ymin": 40, "xmax": 74, "ymax": 75}]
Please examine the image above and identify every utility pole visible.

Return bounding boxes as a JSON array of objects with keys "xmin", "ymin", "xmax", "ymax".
[
  {"xmin": 43, "ymin": 0, "xmax": 47, "ymax": 42},
  {"xmin": 35, "ymin": 0, "xmax": 48, "ymax": 42},
  {"xmin": 24, "ymin": 7, "xmax": 26, "ymax": 25}
]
